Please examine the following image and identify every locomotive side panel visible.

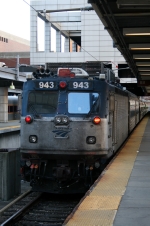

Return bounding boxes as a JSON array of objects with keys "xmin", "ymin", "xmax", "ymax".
[
  {"xmin": 113, "ymin": 92, "xmax": 129, "ymax": 152},
  {"xmin": 128, "ymin": 95, "xmax": 140, "ymax": 132}
]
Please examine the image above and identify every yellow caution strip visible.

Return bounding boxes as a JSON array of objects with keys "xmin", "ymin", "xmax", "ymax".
[
  {"xmin": 0, "ymin": 126, "xmax": 20, "ymax": 130},
  {"xmin": 64, "ymin": 115, "xmax": 149, "ymax": 226}
]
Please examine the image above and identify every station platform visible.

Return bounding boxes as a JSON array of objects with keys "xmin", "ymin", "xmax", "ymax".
[
  {"xmin": 0, "ymin": 120, "xmax": 20, "ymax": 134},
  {"xmin": 64, "ymin": 112, "xmax": 150, "ymax": 226}
]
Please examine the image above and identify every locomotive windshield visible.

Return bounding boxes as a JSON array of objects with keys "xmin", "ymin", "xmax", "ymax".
[
  {"xmin": 68, "ymin": 92, "xmax": 99, "ymax": 114},
  {"xmin": 27, "ymin": 91, "xmax": 58, "ymax": 114}
]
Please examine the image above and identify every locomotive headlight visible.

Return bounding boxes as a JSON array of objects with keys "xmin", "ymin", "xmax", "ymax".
[
  {"xmin": 55, "ymin": 116, "xmax": 62, "ymax": 124},
  {"xmin": 29, "ymin": 135, "xmax": 38, "ymax": 143},
  {"xmin": 54, "ymin": 116, "xmax": 69, "ymax": 125},
  {"xmin": 62, "ymin": 116, "xmax": 69, "ymax": 124},
  {"xmin": 95, "ymin": 161, "xmax": 100, "ymax": 168},
  {"xmin": 26, "ymin": 160, "xmax": 31, "ymax": 167},
  {"xmin": 86, "ymin": 136, "xmax": 96, "ymax": 144}
]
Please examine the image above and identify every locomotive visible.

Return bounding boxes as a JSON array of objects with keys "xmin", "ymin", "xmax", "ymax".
[{"xmin": 20, "ymin": 67, "xmax": 148, "ymax": 193}]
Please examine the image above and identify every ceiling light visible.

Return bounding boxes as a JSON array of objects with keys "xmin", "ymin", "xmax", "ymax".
[
  {"xmin": 139, "ymin": 72, "xmax": 150, "ymax": 76},
  {"xmin": 136, "ymin": 62, "xmax": 150, "ymax": 66},
  {"xmin": 129, "ymin": 44, "xmax": 150, "ymax": 50},
  {"xmin": 133, "ymin": 54, "xmax": 150, "ymax": 60},
  {"xmin": 131, "ymin": 48, "xmax": 150, "ymax": 50},
  {"xmin": 117, "ymin": 0, "xmax": 150, "ymax": 9},
  {"xmin": 138, "ymin": 67, "xmax": 150, "ymax": 71},
  {"xmin": 123, "ymin": 28, "xmax": 150, "ymax": 36},
  {"xmin": 10, "ymin": 82, "xmax": 15, "ymax": 90}
]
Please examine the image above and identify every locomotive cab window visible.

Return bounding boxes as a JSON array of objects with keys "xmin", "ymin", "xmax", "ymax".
[
  {"xmin": 68, "ymin": 92, "xmax": 99, "ymax": 114},
  {"xmin": 27, "ymin": 91, "xmax": 58, "ymax": 114}
]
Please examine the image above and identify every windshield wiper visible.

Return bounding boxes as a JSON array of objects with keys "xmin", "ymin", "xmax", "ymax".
[
  {"xmin": 28, "ymin": 103, "xmax": 42, "ymax": 119},
  {"xmin": 85, "ymin": 96, "xmax": 99, "ymax": 118}
]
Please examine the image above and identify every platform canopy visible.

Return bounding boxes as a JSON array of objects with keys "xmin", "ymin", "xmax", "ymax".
[{"xmin": 88, "ymin": 0, "xmax": 150, "ymax": 95}]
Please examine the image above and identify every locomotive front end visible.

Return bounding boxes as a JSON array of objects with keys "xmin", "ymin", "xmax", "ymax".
[{"xmin": 20, "ymin": 69, "xmax": 110, "ymax": 193}]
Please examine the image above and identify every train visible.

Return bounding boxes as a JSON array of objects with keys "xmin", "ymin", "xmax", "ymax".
[
  {"xmin": 20, "ymin": 67, "xmax": 148, "ymax": 193},
  {"xmin": 8, "ymin": 95, "xmax": 20, "ymax": 120}
]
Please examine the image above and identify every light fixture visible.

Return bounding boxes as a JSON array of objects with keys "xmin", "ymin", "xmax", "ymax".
[
  {"xmin": 117, "ymin": 0, "xmax": 150, "ymax": 9},
  {"xmin": 138, "ymin": 67, "xmax": 150, "ymax": 71},
  {"xmin": 136, "ymin": 62, "xmax": 150, "ymax": 66},
  {"xmin": 123, "ymin": 28, "xmax": 150, "ymax": 36},
  {"xmin": 139, "ymin": 72, "xmax": 150, "ymax": 76},
  {"xmin": 129, "ymin": 44, "xmax": 150, "ymax": 50},
  {"xmin": 133, "ymin": 54, "xmax": 150, "ymax": 60},
  {"xmin": 10, "ymin": 82, "xmax": 15, "ymax": 89},
  {"xmin": 145, "ymin": 87, "xmax": 150, "ymax": 90}
]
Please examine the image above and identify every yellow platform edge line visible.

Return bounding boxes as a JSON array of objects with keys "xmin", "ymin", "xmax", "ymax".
[{"xmin": 0, "ymin": 126, "xmax": 20, "ymax": 130}]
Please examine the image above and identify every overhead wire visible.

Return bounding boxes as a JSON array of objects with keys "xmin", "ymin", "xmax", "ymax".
[{"xmin": 22, "ymin": 0, "xmax": 37, "ymax": 13}]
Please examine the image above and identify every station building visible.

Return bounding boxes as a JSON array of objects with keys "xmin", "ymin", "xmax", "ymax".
[{"xmin": 30, "ymin": 0, "xmax": 129, "ymax": 78}]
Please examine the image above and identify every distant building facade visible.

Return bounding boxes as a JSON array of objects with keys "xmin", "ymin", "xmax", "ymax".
[{"xmin": 0, "ymin": 30, "xmax": 30, "ymax": 68}]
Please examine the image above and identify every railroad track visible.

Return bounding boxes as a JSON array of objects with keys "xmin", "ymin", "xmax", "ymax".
[
  {"xmin": 0, "ymin": 157, "xmax": 113, "ymax": 225},
  {"xmin": 0, "ymin": 191, "xmax": 83, "ymax": 226}
]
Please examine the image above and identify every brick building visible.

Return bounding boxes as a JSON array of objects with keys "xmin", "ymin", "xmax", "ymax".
[{"xmin": 0, "ymin": 30, "xmax": 30, "ymax": 68}]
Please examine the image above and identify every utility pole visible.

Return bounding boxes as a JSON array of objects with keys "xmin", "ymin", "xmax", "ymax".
[{"xmin": 16, "ymin": 55, "xmax": 19, "ymax": 80}]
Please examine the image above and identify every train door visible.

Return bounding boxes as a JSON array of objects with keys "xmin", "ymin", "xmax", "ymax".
[
  {"xmin": 18, "ymin": 94, "xmax": 22, "ymax": 116},
  {"xmin": 109, "ymin": 93, "xmax": 116, "ymax": 151}
]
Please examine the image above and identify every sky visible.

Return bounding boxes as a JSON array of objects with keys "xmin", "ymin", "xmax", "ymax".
[
  {"xmin": 0, "ymin": 1, "xmax": 103, "ymax": 54},
  {"xmin": 0, "ymin": 0, "xmax": 62, "ymax": 51},
  {"xmin": 0, "ymin": 0, "xmax": 30, "ymax": 40}
]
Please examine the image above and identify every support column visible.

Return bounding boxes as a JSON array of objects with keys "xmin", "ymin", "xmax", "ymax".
[
  {"xmin": 45, "ymin": 22, "xmax": 51, "ymax": 52},
  {"xmin": 64, "ymin": 37, "xmax": 70, "ymax": 52},
  {"xmin": 56, "ymin": 30, "xmax": 61, "ymax": 52},
  {"xmin": 0, "ymin": 87, "xmax": 8, "ymax": 122},
  {"xmin": 72, "ymin": 42, "xmax": 77, "ymax": 52},
  {"xmin": 30, "ymin": 9, "xmax": 38, "ymax": 53},
  {"xmin": 0, "ymin": 149, "xmax": 20, "ymax": 201}
]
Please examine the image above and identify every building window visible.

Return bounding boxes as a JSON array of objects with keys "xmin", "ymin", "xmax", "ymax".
[
  {"xmin": 113, "ymin": 41, "xmax": 117, "ymax": 48},
  {"xmin": 0, "ymin": 36, "xmax": 8, "ymax": 43}
]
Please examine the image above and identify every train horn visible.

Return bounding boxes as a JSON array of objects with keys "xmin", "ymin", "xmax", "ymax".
[
  {"xmin": 45, "ymin": 69, "xmax": 51, "ymax": 76},
  {"xmin": 40, "ymin": 68, "xmax": 45, "ymax": 75}
]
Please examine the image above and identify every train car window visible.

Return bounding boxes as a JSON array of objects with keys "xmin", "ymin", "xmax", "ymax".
[
  {"xmin": 68, "ymin": 92, "xmax": 99, "ymax": 114},
  {"xmin": 27, "ymin": 91, "xmax": 58, "ymax": 114},
  {"xmin": 9, "ymin": 106, "xmax": 14, "ymax": 113}
]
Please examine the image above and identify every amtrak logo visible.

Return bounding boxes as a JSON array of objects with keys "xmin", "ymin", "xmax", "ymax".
[{"xmin": 52, "ymin": 129, "xmax": 72, "ymax": 138}]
